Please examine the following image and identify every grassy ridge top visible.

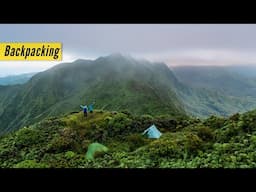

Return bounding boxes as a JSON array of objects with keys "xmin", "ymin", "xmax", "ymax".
[{"xmin": 1, "ymin": 109, "xmax": 256, "ymax": 168}]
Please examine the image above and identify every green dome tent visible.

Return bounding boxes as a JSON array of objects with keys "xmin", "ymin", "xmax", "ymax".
[{"xmin": 85, "ymin": 142, "xmax": 109, "ymax": 160}]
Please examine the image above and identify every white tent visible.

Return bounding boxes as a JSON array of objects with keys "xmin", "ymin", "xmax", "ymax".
[{"xmin": 142, "ymin": 124, "xmax": 162, "ymax": 139}]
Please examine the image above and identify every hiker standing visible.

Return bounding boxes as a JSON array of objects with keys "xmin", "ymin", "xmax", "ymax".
[
  {"xmin": 80, "ymin": 105, "xmax": 88, "ymax": 117},
  {"xmin": 88, "ymin": 101, "xmax": 95, "ymax": 113}
]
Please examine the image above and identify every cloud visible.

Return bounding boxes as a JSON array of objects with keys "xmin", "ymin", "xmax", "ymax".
[
  {"xmin": 1, "ymin": 24, "xmax": 256, "ymax": 75},
  {"xmin": 135, "ymin": 49, "xmax": 256, "ymax": 67}
]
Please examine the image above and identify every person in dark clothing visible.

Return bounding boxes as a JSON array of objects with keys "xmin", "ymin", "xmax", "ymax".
[{"xmin": 80, "ymin": 105, "xmax": 88, "ymax": 117}]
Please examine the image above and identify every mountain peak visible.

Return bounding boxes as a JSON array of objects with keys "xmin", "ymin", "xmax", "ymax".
[
  {"xmin": 109, "ymin": 52, "xmax": 124, "ymax": 57},
  {"xmin": 106, "ymin": 53, "xmax": 135, "ymax": 60},
  {"xmin": 95, "ymin": 53, "xmax": 137, "ymax": 66},
  {"xmin": 73, "ymin": 58, "xmax": 92, "ymax": 63}
]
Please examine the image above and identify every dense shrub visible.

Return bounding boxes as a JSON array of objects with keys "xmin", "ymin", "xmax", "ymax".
[
  {"xmin": 15, "ymin": 127, "xmax": 42, "ymax": 148},
  {"xmin": 47, "ymin": 134, "xmax": 77, "ymax": 153},
  {"xmin": 215, "ymin": 123, "xmax": 240, "ymax": 143},
  {"xmin": 237, "ymin": 112, "xmax": 256, "ymax": 133},
  {"xmin": 105, "ymin": 113, "xmax": 133, "ymax": 137},
  {"xmin": 14, "ymin": 160, "xmax": 49, "ymax": 168},
  {"xmin": 197, "ymin": 126, "xmax": 214, "ymax": 141},
  {"xmin": 204, "ymin": 115, "xmax": 226, "ymax": 129},
  {"xmin": 230, "ymin": 113, "xmax": 240, "ymax": 121},
  {"xmin": 65, "ymin": 151, "xmax": 76, "ymax": 159},
  {"xmin": 126, "ymin": 134, "xmax": 150, "ymax": 151},
  {"xmin": 1, "ymin": 110, "xmax": 256, "ymax": 168},
  {"xmin": 184, "ymin": 133, "xmax": 203, "ymax": 154},
  {"xmin": 81, "ymin": 140, "xmax": 91, "ymax": 151},
  {"xmin": 141, "ymin": 114, "xmax": 154, "ymax": 120},
  {"xmin": 147, "ymin": 136, "xmax": 182, "ymax": 159}
]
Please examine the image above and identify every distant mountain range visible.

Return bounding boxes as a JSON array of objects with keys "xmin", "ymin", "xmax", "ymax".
[
  {"xmin": 0, "ymin": 73, "xmax": 37, "ymax": 85},
  {"xmin": 172, "ymin": 66, "xmax": 256, "ymax": 97},
  {"xmin": 1, "ymin": 54, "xmax": 256, "ymax": 135},
  {"xmin": 172, "ymin": 66, "xmax": 256, "ymax": 117}
]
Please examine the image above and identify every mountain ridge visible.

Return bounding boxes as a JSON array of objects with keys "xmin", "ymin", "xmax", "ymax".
[
  {"xmin": 1, "ymin": 54, "xmax": 256, "ymax": 135},
  {"xmin": 0, "ymin": 72, "xmax": 37, "ymax": 85},
  {"xmin": 0, "ymin": 54, "xmax": 185, "ymax": 134}
]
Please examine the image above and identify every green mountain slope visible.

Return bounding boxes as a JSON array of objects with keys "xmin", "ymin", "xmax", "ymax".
[
  {"xmin": 1, "ymin": 109, "xmax": 256, "ymax": 168},
  {"xmin": 1, "ymin": 54, "xmax": 256, "ymax": 134},
  {"xmin": 0, "ymin": 54, "xmax": 185, "ymax": 134},
  {"xmin": 173, "ymin": 66, "xmax": 256, "ymax": 97},
  {"xmin": 0, "ymin": 85, "xmax": 22, "ymax": 117},
  {"xmin": 0, "ymin": 72, "xmax": 36, "ymax": 85},
  {"xmin": 172, "ymin": 66, "xmax": 256, "ymax": 117},
  {"xmin": 177, "ymin": 85, "xmax": 256, "ymax": 117}
]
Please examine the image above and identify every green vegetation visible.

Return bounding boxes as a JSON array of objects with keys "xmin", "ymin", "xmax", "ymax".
[
  {"xmin": 177, "ymin": 86, "xmax": 256, "ymax": 118},
  {"xmin": 1, "ymin": 109, "xmax": 256, "ymax": 168},
  {"xmin": 1, "ymin": 54, "xmax": 256, "ymax": 168},
  {"xmin": 173, "ymin": 66, "xmax": 256, "ymax": 117},
  {"xmin": 0, "ymin": 54, "xmax": 185, "ymax": 135},
  {"xmin": 1, "ymin": 54, "xmax": 256, "ymax": 135}
]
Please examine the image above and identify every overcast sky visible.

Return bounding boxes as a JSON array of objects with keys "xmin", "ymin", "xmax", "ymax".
[{"xmin": 0, "ymin": 24, "xmax": 256, "ymax": 76}]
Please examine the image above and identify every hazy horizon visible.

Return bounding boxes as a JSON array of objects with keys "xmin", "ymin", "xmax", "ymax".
[{"xmin": 1, "ymin": 24, "xmax": 256, "ymax": 76}]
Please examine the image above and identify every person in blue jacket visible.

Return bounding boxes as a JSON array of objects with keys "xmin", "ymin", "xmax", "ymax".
[
  {"xmin": 80, "ymin": 104, "xmax": 88, "ymax": 117},
  {"xmin": 88, "ymin": 101, "xmax": 95, "ymax": 113}
]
